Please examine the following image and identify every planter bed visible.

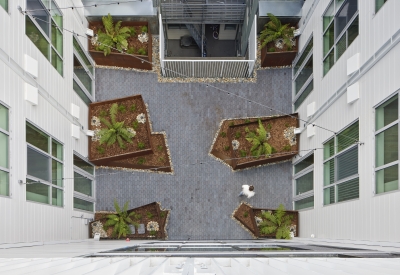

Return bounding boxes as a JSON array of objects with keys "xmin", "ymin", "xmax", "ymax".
[
  {"xmin": 260, "ymin": 38, "xmax": 298, "ymax": 68},
  {"xmin": 89, "ymin": 95, "xmax": 153, "ymax": 165},
  {"xmin": 232, "ymin": 202, "xmax": 298, "ymax": 239},
  {"xmin": 210, "ymin": 114, "xmax": 299, "ymax": 171},
  {"xmin": 89, "ymin": 21, "xmax": 152, "ymax": 70},
  {"xmin": 90, "ymin": 202, "xmax": 170, "ymax": 240}
]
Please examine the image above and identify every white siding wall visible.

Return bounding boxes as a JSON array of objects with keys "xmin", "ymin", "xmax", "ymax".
[
  {"xmin": 294, "ymin": 0, "xmax": 400, "ymax": 241},
  {"xmin": 0, "ymin": 0, "xmax": 93, "ymax": 244}
]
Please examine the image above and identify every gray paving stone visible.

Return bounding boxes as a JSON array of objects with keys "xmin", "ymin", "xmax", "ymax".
[{"xmin": 95, "ymin": 68, "xmax": 293, "ymax": 240}]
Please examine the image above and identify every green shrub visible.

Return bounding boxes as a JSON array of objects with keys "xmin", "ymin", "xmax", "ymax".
[
  {"xmin": 130, "ymin": 27, "xmax": 136, "ymax": 36},
  {"xmin": 141, "ymin": 26, "xmax": 148, "ymax": 33},
  {"xmin": 103, "ymin": 199, "xmax": 140, "ymax": 238},
  {"xmin": 138, "ymin": 142, "xmax": 145, "ymax": 149},
  {"xmin": 220, "ymin": 131, "xmax": 227, "ymax": 138},
  {"xmin": 159, "ymin": 157, "xmax": 164, "ymax": 163},
  {"xmin": 235, "ymin": 131, "xmax": 241, "ymax": 138},
  {"xmin": 267, "ymin": 123, "xmax": 272, "ymax": 130},
  {"xmin": 137, "ymin": 157, "xmax": 145, "ymax": 165},
  {"xmin": 245, "ymin": 119, "xmax": 272, "ymax": 157},
  {"xmin": 239, "ymin": 150, "xmax": 247, "ymax": 157},
  {"xmin": 99, "ymin": 110, "xmax": 107, "ymax": 117},
  {"xmin": 245, "ymin": 119, "xmax": 251, "ymax": 124},
  {"xmin": 132, "ymin": 120, "xmax": 139, "ymax": 130},
  {"xmin": 97, "ymin": 146, "xmax": 105, "ymax": 154},
  {"xmin": 260, "ymin": 13, "xmax": 295, "ymax": 50},
  {"xmin": 271, "ymin": 146, "xmax": 277, "ymax": 154},
  {"xmin": 284, "ymin": 123, "xmax": 290, "ymax": 127},
  {"xmin": 157, "ymin": 145, "xmax": 164, "ymax": 151},
  {"xmin": 146, "ymin": 212, "xmax": 154, "ymax": 219},
  {"xmin": 224, "ymin": 145, "xmax": 230, "ymax": 151},
  {"xmin": 118, "ymin": 104, "xmax": 126, "ymax": 113},
  {"xmin": 130, "ymin": 104, "xmax": 137, "ymax": 112},
  {"xmin": 259, "ymin": 204, "xmax": 293, "ymax": 239},
  {"xmin": 149, "ymin": 230, "xmax": 157, "ymax": 236},
  {"xmin": 229, "ymin": 121, "xmax": 235, "ymax": 127},
  {"xmin": 137, "ymin": 47, "xmax": 147, "ymax": 55},
  {"xmin": 160, "ymin": 211, "xmax": 166, "ymax": 218},
  {"xmin": 283, "ymin": 144, "xmax": 291, "ymax": 151},
  {"xmin": 268, "ymin": 47, "xmax": 276, "ymax": 52},
  {"xmin": 127, "ymin": 47, "xmax": 136, "ymax": 54},
  {"xmin": 244, "ymin": 211, "xmax": 249, "ymax": 218}
]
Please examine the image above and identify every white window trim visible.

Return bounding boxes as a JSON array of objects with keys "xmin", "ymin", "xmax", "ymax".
[
  {"xmin": 73, "ymin": 154, "xmax": 96, "ymax": 212},
  {"xmin": 293, "ymin": 152, "xmax": 314, "ymax": 210}
]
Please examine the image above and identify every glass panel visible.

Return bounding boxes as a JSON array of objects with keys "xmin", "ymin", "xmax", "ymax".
[
  {"xmin": 26, "ymin": 180, "xmax": 49, "ymax": 204},
  {"xmin": 376, "ymin": 125, "xmax": 398, "ymax": 167},
  {"xmin": 0, "ymin": 170, "xmax": 9, "ymax": 196},
  {"xmin": 26, "ymin": 123, "xmax": 49, "ymax": 152},
  {"xmin": 73, "ymin": 80, "xmax": 91, "ymax": 106},
  {"xmin": 51, "ymin": 23, "xmax": 63, "ymax": 55},
  {"xmin": 0, "ymin": 104, "xmax": 8, "ymax": 131},
  {"xmin": 0, "ymin": 132, "xmax": 8, "ymax": 168},
  {"xmin": 337, "ymin": 147, "xmax": 358, "ymax": 180},
  {"xmin": 376, "ymin": 95, "xmax": 398, "ymax": 131},
  {"xmin": 295, "ymin": 172, "xmax": 313, "ymax": 195},
  {"xmin": 323, "ymin": 50, "xmax": 334, "ymax": 76},
  {"xmin": 73, "ymin": 155, "xmax": 94, "ymax": 175},
  {"xmin": 26, "ymin": 0, "xmax": 49, "ymax": 36},
  {"xmin": 295, "ymin": 56, "xmax": 313, "ymax": 95},
  {"xmin": 294, "ymin": 38, "xmax": 313, "ymax": 75},
  {"xmin": 324, "ymin": 186, "xmax": 335, "ymax": 205},
  {"xmin": 347, "ymin": 15, "xmax": 359, "ymax": 47},
  {"xmin": 337, "ymin": 177, "xmax": 359, "ymax": 202},
  {"xmin": 74, "ymin": 172, "xmax": 92, "ymax": 196},
  {"xmin": 52, "ymin": 187, "xmax": 63, "ymax": 206},
  {"xmin": 51, "ymin": 48, "xmax": 63, "ymax": 76},
  {"xmin": 376, "ymin": 0, "xmax": 387, "ymax": 13},
  {"xmin": 336, "ymin": 0, "xmax": 358, "ymax": 39},
  {"xmin": 294, "ymin": 154, "xmax": 314, "ymax": 174},
  {"xmin": 324, "ymin": 159, "xmax": 335, "ymax": 186},
  {"xmin": 337, "ymin": 121, "xmax": 359, "ymax": 152},
  {"xmin": 335, "ymin": 0, "xmax": 346, "ymax": 12},
  {"xmin": 51, "ymin": 0, "xmax": 63, "ymax": 28},
  {"xmin": 52, "ymin": 160, "xmax": 63, "ymax": 187},
  {"xmin": 27, "ymin": 147, "xmax": 50, "ymax": 181},
  {"xmin": 294, "ymin": 196, "xmax": 314, "ymax": 210},
  {"xmin": 73, "ymin": 37, "xmax": 94, "ymax": 75},
  {"xmin": 324, "ymin": 138, "xmax": 335, "ymax": 160},
  {"xmin": 0, "ymin": 0, "xmax": 8, "ymax": 11},
  {"xmin": 52, "ymin": 140, "xmax": 63, "ymax": 160},
  {"xmin": 294, "ymin": 80, "xmax": 313, "ymax": 110},
  {"xmin": 323, "ymin": 23, "xmax": 335, "ymax": 56},
  {"xmin": 323, "ymin": 1, "xmax": 334, "ymax": 31},
  {"xmin": 74, "ymin": 197, "xmax": 94, "ymax": 212},
  {"xmin": 74, "ymin": 56, "xmax": 92, "ymax": 93},
  {"xmin": 336, "ymin": 33, "xmax": 346, "ymax": 61},
  {"xmin": 376, "ymin": 165, "xmax": 398, "ymax": 194},
  {"xmin": 26, "ymin": 16, "xmax": 50, "ymax": 59}
]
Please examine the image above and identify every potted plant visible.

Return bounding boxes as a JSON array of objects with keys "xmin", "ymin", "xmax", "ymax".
[{"xmin": 260, "ymin": 13, "xmax": 298, "ymax": 67}]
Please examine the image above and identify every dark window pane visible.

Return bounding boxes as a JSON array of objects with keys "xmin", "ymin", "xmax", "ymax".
[
  {"xmin": 26, "ymin": 0, "xmax": 49, "ymax": 36},
  {"xmin": 73, "ymin": 80, "xmax": 91, "ymax": 106},
  {"xmin": 52, "ymin": 160, "xmax": 63, "ymax": 187},
  {"xmin": 74, "ymin": 172, "xmax": 92, "ymax": 196},
  {"xmin": 295, "ymin": 172, "xmax": 313, "ymax": 195},
  {"xmin": 376, "ymin": 165, "xmax": 398, "ymax": 194},
  {"xmin": 324, "ymin": 186, "xmax": 335, "ymax": 205},
  {"xmin": 337, "ymin": 177, "xmax": 359, "ymax": 202},
  {"xmin": 0, "ymin": 0, "xmax": 8, "ymax": 11},
  {"xmin": 26, "ymin": 123, "xmax": 49, "ymax": 152},
  {"xmin": 336, "ymin": 0, "xmax": 358, "ymax": 39},
  {"xmin": 294, "ymin": 80, "xmax": 313, "ymax": 110},
  {"xmin": 51, "ymin": 48, "xmax": 63, "ymax": 76},
  {"xmin": 375, "ymin": 94, "xmax": 398, "ymax": 131},
  {"xmin": 51, "ymin": 0, "xmax": 63, "ymax": 28},
  {"xmin": 294, "ymin": 38, "xmax": 313, "ymax": 75},
  {"xmin": 323, "ymin": 1, "xmax": 334, "ymax": 31},
  {"xmin": 324, "ymin": 159, "xmax": 335, "ymax": 186},
  {"xmin": 295, "ymin": 196, "xmax": 314, "ymax": 210},
  {"xmin": 73, "ymin": 155, "xmax": 94, "ymax": 175},
  {"xmin": 26, "ymin": 16, "xmax": 50, "ymax": 59},
  {"xmin": 26, "ymin": 180, "xmax": 49, "ymax": 204},
  {"xmin": 51, "ymin": 23, "xmax": 63, "ymax": 56},
  {"xmin": 0, "ymin": 132, "xmax": 8, "ymax": 169},
  {"xmin": 376, "ymin": 0, "xmax": 388, "ymax": 12},
  {"xmin": 0, "ymin": 104, "xmax": 8, "ymax": 131},
  {"xmin": 337, "ymin": 121, "xmax": 359, "ymax": 152},
  {"xmin": 52, "ymin": 187, "xmax": 63, "ymax": 206},
  {"xmin": 347, "ymin": 15, "xmax": 359, "ymax": 47},
  {"xmin": 294, "ymin": 154, "xmax": 314, "ymax": 174},
  {"xmin": 323, "ymin": 50, "xmax": 334, "ymax": 76},
  {"xmin": 0, "ymin": 170, "xmax": 9, "ymax": 196},
  {"xmin": 376, "ymin": 125, "xmax": 398, "ymax": 167},
  {"xmin": 324, "ymin": 138, "xmax": 335, "ymax": 160},
  {"xmin": 27, "ymin": 147, "xmax": 50, "ymax": 182},
  {"xmin": 74, "ymin": 56, "xmax": 92, "ymax": 93},
  {"xmin": 295, "ymin": 56, "xmax": 313, "ymax": 94},
  {"xmin": 336, "ymin": 33, "xmax": 346, "ymax": 60},
  {"xmin": 74, "ymin": 197, "xmax": 94, "ymax": 212},
  {"xmin": 323, "ymin": 23, "xmax": 335, "ymax": 56},
  {"xmin": 337, "ymin": 147, "xmax": 358, "ymax": 180},
  {"xmin": 73, "ymin": 37, "xmax": 94, "ymax": 75},
  {"xmin": 52, "ymin": 139, "xmax": 63, "ymax": 160}
]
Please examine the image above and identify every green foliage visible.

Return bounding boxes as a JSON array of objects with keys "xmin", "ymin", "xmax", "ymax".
[
  {"xmin": 129, "ymin": 27, "xmax": 136, "ymax": 36},
  {"xmin": 141, "ymin": 26, "xmax": 148, "ymax": 33},
  {"xmin": 229, "ymin": 121, "xmax": 235, "ymax": 127},
  {"xmin": 103, "ymin": 199, "xmax": 141, "ymax": 238},
  {"xmin": 224, "ymin": 145, "xmax": 230, "ymax": 151},
  {"xmin": 268, "ymin": 47, "xmax": 276, "ymax": 52},
  {"xmin": 118, "ymin": 104, "xmax": 126, "ymax": 113},
  {"xmin": 258, "ymin": 204, "xmax": 293, "ymax": 239},
  {"xmin": 132, "ymin": 120, "xmax": 139, "ymax": 130},
  {"xmin": 220, "ymin": 131, "xmax": 227, "ymax": 138},
  {"xmin": 149, "ymin": 230, "xmax": 157, "ymax": 236},
  {"xmin": 146, "ymin": 212, "xmax": 154, "ymax": 219},
  {"xmin": 244, "ymin": 211, "xmax": 249, "ymax": 218},
  {"xmin": 99, "ymin": 110, "xmax": 108, "ymax": 117},
  {"xmin": 245, "ymin": 119, "xmax": 272, "ymax": 158},
  {"xmin": 235, "ymin": 131, "xmax": 241, "ymax": 139},
  {"xmin": 96, "ymin": 13, "xmax": 131, "ymax": 56},
  {"xmin": 98, "ymin": 103, "xmax": 133, "ymax": 149},
  {"xmin": 239, "ymin": 150, "xmax": 247, "ymax": 157},
  {"xmin": 284, "ymin": 123, "xmax": 290, "ymax": 127},
  {"xmin": 160, "ymin": 211, "xmax": 166, "ymax": 218},
  {"xmin": 260, "ymin": 13, "xmax": 295, "ymax": 50},
  {"xmin": 130, "ymin": 104, "xmax": 137, "ymax": 112},
  {"xmin": 97, "ymin": 146, "xmax": 105, "ymax": 154},
  {"xmin": 283, "ymin": 144, "xmax": 291, "ymax": 151},
  {"xmin": 271, "ymin": 146, "xmax": 277, "ymax": 154},
  {"xmin": 244, "ymin": 119, "xmax": 251, "ymax": 124},
  {"xmin": 127, "ymin": 47, "xmax": 136, "ymax": 54},
  {"xmin": 137, "ymin": 47, "xmax": 147, "ymax": 55},
  {"xmin": 159, "ymin": 157, "xmax": 165, "ymax": 163},
  {"xmin": 267, "ymin": 123, "xmax": 272, "ymax": 131},
  {"xmin": 157, "ymin": 145, "xmax": 164, "ymax": 151},
  {"xmin": 137, "ymin": 158, "xmax": 145, "ymax": 165},
  {"xmin": 138, "ymin": 142, "xmax": 145, "ymax": 149}
]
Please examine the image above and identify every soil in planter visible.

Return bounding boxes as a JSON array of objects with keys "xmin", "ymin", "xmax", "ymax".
[
  {"xmin": 90, "ymin": 97, "xmax": 151, "ymax": 160},
  {"xmin": 265, "ymin": 41, "xmax": 297, "ymax": 53},
  {"xmin": 234, "ymin": 203, "xmax": 257, "ymax": 235},
  {"xmin": 90, "ymin": 23, "xmax": 149, "ymax": 56}
]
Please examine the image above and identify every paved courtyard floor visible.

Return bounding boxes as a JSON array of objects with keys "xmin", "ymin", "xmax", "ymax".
[{"xmin": 95, "ymin": 68, "xmax": 293, "ymax": 240}]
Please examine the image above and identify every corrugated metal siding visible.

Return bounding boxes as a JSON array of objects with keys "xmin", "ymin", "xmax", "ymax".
[
  {"xmin": 294, "ymin": 0, "xmax": 400, "ymax": 241},
  {"xmin": 0, "ymin": 0, "xmax": 93, "ymax": 243}
]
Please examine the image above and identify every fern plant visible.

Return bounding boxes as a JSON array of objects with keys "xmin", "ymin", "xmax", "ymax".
[
  {"xmin": 260, "ymin": 13, "xmax": 294, "ymax": 50},
  {"xmin": 103, "ymin": 199, "xmax": 141, "ymax": 238},
  {"xmin": 98, "ymin": 103, "xmax": 133, "ymax": 149},
  {"xmin": 245, "ymin": 119, "xmax": 272, "ymax": 157},
  {"xmin": 96, "ymin": 13, "xmax": 131, "ymax": 56},
  {"xmin": 259, "ymin": 204, "xmax": 293, "ymax": 239}
]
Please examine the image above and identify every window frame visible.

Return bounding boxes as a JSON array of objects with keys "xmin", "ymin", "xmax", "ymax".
[
  {"xmin": 0, "ymin": 102, "xmax": 10, "ymax": 198},
  {"xmin": 73, "ymin": 152, "xmax": 95, "ymax": 212},
  {"xmin": 374, "ymin": 92, "xmax": 399, "ymax": 195},
  {"xmin": 26, "ymin": 121, "xmax": 64, "ymax": 207},
  {"xmin": 375, "ymin": 0, "xmax": 388, "ymax": 14},
  {"xmin": 293, "ymin": 152, "xmax": 314, "ymax": 211}
]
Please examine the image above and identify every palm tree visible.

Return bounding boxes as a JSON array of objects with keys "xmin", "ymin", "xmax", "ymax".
[
  {"xmin": 260, "ymin": 13, "xmax": 295, "ymax": 50},
  {"xmin": 259, "ymin": 204, "xmax": 293, "ymax": 239},
  {"xmin": 103, "ymin": 199, "xmax": 141, "ymax": 238},
  {"xmin": 245, "ymin": 119, "xmax": 272, "ymax": 157}
]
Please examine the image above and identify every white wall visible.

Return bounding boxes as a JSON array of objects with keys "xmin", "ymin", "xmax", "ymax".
[
  {"xmin": 294, "ymin": 0, "xmax": 400, "ymax": 241},
  {"xmin": 218, "ymin": 24, "xmax": 237, "ymax": 40},
  {"xmin": 0, "ymin": 0, "xmax": 94, "ymax": 244}
]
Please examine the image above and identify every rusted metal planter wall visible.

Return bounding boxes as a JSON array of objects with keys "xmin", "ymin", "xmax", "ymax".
[{"xmin": 261, "ymin": 46, "xmax": 298, "ymax": 67}]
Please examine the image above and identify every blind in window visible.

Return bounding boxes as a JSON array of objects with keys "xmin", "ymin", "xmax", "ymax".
[
  {"xmin": 337, "ymin": 177, "xmax": 359, "ymax": 202},
  {"xmin": 337, "ymin": 147, "xmax": 358, "ymax": 181},
  {"xmin": 324, "ymin": 186, "xmax": 335, "ymax": 205},
  {"xmin": 324, "ymin": 159, "xmax": 335, "ymax": 186},
  {"xmin": 294, "ymin": 154, "xmax": 314, "ymax": 174},
  {"xmin": 324, "ymin": 138, "xmax": 335, "ymax": 160},
  {"xmin": 337, "ymin": 121, "xmax": 359, "ymax": 152}
]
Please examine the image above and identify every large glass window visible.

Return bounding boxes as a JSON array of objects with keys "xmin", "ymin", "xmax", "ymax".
[
  {"xmin": 25, "ymin": 0, "xmax": 63, "ymax": 75},
  {"xmin": 0, "ymin": 104, "xmax": 9, "ymax": 196},
  {"xmin": 323, "ymin": 121, "xmax": 359, "ymax": 205},
  {"xmin": 26, "ymin": 122, "xmax": 63, "ymax": 206},
  {"xmin": 376, "ymin": 0, "xmax": 388, "ymax": 13},
  {"xmin": 73, "ymin": 154, "xmax": 95, "ymax": 212},
  {"xmin": 293, "ymin": 36, "xmax": 313, "ymax": 111},
  {"xmin": 322, "ymin": 0, "xmax": 359, "ymax": 76},
  {"xmin": 375, "ymin": 94, "xmax": 399, "ymax": 194},
  {"xmin": 73, "ymin": 36, "xmax": 95, "ymax": 105},
  {"xmin": 293, "ymin": 153, "xmax": 314, "ymax": 210},
  {"xmin": 0, "ymin": 0, "xmax": 8, "ymax": 11}
]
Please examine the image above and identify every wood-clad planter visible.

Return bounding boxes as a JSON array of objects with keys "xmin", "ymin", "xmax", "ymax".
[
  {"xmin": 88, "ymin": 21, "xmax": 152, "ymax": 70},
  {"xmin": 88, "ymin": 95, "xmax": 153, "ymax": 165},
  {"xmin": 260, "ymin": 36, "xmax": 298, "ymax": 68}
]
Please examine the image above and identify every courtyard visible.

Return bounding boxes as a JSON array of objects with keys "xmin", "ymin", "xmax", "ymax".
[{"xmin": 95, "ymin": 68, "xmax": 294, "ymax": 240}]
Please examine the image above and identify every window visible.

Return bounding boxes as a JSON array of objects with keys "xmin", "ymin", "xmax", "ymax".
[
  {"xmin": 73, "ymin": 36, "xmax": 95, "ymax": 105},
  {"xmin": 73, "ymin": 154, "xmax": 95, "ymax": 212},
  {"xmin": 26, "ymin": 122, "xmax": 63, "ymax": 206},
  {"xmin": 376, "ymin": 0, "xmax": 388, "ymax": 13},
  {"xmin": 322, "ymin": 0, "xmax": 358, "ymax": 76},
  {"xmin": 293, "ymin": 36, "xmax": 313, "ymax": 110},
  {"xmin": 323, "ymin": 121, "xmax": 359, "ymax": 205},
  {"xmin": 0, "ymin": 104, "xmax": 9, "ymax": 196},
  {"xmin": 0, "ymin": 0, "xmax": 8, "ymax": 11},
  {"xmin": 293, "ymin": 153, "xmax": 314, "ymax": 210},
  {"xmin": 25, "ymin": 0, "xmax": 63, "ymax": 75},
  {"xmin": 224, "ymin": 24, "xmax": 237, "ymax": 30},
  {"xmin": 375, "ymin": 94, "xmax": 398, "ymax": 194}
]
